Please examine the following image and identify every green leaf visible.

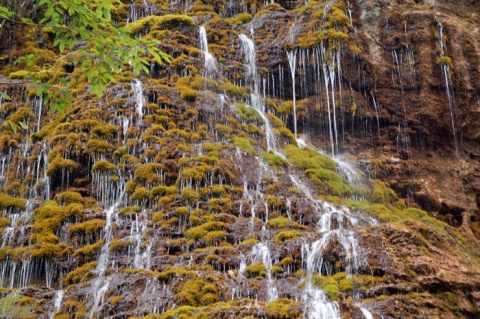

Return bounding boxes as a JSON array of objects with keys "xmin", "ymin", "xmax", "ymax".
[
  {"xmin": 0, "ymin": 91, "xmax": 11, "ymax": 100},
  {"xmin": 18, "ymin": 121, "xmax": 28, "ymax": 129}
]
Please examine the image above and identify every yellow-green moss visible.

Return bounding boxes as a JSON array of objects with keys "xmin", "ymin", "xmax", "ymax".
[
  {"xmin": 64, "ymin": 261, "xmax": 97, "ymax": 285},
  {"xmin": 0, "ymin": 192, "xmax": 27, "ymax": 210},
  {"xmin": 68, "ymin": 219, "xmax": 106, "ymax": 236}
]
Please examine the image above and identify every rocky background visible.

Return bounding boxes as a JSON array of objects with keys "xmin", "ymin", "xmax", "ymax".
[{"xmin": 0, "ymin": 0, "xmax": 479, "ymax": 318}]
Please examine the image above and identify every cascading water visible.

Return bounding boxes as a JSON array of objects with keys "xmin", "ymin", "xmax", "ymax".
[
  {"xmin": 239, "ymin": 33, "xmax": 283, "ymax": 156},
  {"xmin": 88, "ymin": 200, "xmax": 122, "ymax": 319},
  {"xmin": 49, "ymin": 289, "xmax": 64, "ymax": 319},
  {"xmin": 132, "ymin": 79, "xmax": 145, "ymax": 120},
  {"xmin": 287, "ymin": 49, "xmax": 298, "ymax": 138},
  {"xmin": 436, "ymin": 18, "xmax": 458, "ymax": 155},
  {"xmin": 251, "ymin": 243, "xmax": 278, "ymax": 302},
  {"xmin": 199, "ymin": 26, "xmax": 217, "ymax": 75}
]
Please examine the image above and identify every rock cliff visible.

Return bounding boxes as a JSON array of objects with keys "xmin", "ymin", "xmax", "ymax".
[{"xmin": 0, "ymin": 0, "xmax": 479, "ymax": 318}]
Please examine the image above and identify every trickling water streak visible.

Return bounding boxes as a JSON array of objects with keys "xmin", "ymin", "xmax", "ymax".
[
  {"xmin": 287, "ymin": 49, "xmax": 298, "ymax": 138},
  {"xmin": 35, "ymin": 95, "xmax": 43, "ymax": 132},
  {"xmin": 199, "ymin": 26, "xmax": 217, "ymax": 75},
  {"xmin": 436, "ymin": 19, "xmax": 458, "ymax": 156},
  {"xmin": 239, "ymin": 34, "xmax": 283, "ymax": 156},
  {"xmin": 132, "ymin": 79, "xmax": 145, "ymax": 119},
  {"xmin": 251, "ymin": 243, "xmax": 277, "ymax": 302},
  {"xmin": 50, "ymin": 290, "xmax": 64, "ymax": 319},
  {"xmin": 360, "ymin": 307, "xmax": 374, "ymax": 319},
  {"xmin": 370, "ymin": 93, "xmax": 383, "ymax": 149}
]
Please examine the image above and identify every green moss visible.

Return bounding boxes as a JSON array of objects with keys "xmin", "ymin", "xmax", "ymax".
[
  {"xmin": 265, "ymin": 298, "xmax": 300, "ymax": 318},
  {"xmin": 0, "ymin": 192, "xmax": 27, "ymax": 210},
  {"xmin": 273, "ymin": 230, "xmax": 306, "ymax": 244},
  {"xmin": 322, "ymin": 278, "xmax": 340, "ymax": 300},
  {"xmin": 245, "ymin": 262, "xmax": 266, "ymax": 278},
  {"xmin": 64, "ymin": 261, "xmax": 97, "ymax": 285},
  {"xmin": 262, "ymin": 151, "xmax": 289, "ymax": 167},
  {"xmin": 68, "ymin": 219, "xmax": 106, "ymax": 236},
  {"xmin": 55, "ymin": 191, "xmax": 84, "ymax": 205},
  {"xmin": 46, "ymin": 157, "xmax": 78, "ymax": 176},
  {"xmin": 125, "ymin": 14, "xmax": 194, "ymax": 35},
  {"xmin": 204, "ymin": 230, "xmax": 227, "ymax": 245},
  {"xmin": 0, "ymin": 291, "xmax": 34, "ymax": 318},
  {"xmin": 232, "ymin": 137, "xmax": 255, "ymax": 154},
  {"xmin": 266, "ymin": 216, "xmax": 302, "ymax": 230},
  {"xmin": 130, "ymin": 187, "xmax": 150, "ymax": 203},
  {"xmin": 8, "ymin": 70, "xmax": 30, "ymax": 79},
  {"xmin": 240, "ymin": 237, "xmax": 259, "ymax": 245},
  {"xmin": 109, "ymin": 238, "xmax": 127, "ymax": 253},
  {"xmin": 92, "ymin": 160, "xmax": 116, "ymax": 173},
  {"xmin": 73, "ymin": 240, "xmax": 104, "ymax": 259},
  {"xmin": 227, "ymin": 12, "xmax": 252, "ymax": 25},
  {"xmin": 437, "ymin": 56, "xmax": 452, "ymax": 66}
]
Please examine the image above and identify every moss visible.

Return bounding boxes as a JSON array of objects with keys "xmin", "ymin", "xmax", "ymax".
[
  {"xmin": 72, "ymin": 240, "xmax": 104, "ymax": 259},
  {"xmin": 322, "ymin": 278, "xmax": 340, "ymax": 300},
  {"xmin": 262, "ymin": 151, "xmax": 289, "ymax": 167},
  {"xmin": 437, "ymin": 56, "xmax": 452, "ymax": 66},
  {"xmin": 64, "ymin": 261, "xmax": 97, "ymax": 285},
  {"xmin": 109, "ymin": 238, "xmax": 127, "ymax": 253},
  {"xmin": 134, "ymin": 163, "xmax": 163, "ymax": 184},
  {"xmin": 265, "ymin": 298, "xmax": 300, "ymax": 318},
  {"xmin": 273, "ymin": 230, "xmax": 306, "ymax": 244},
  {"xmin": 266, "ymin": 216, "xmax": 302, "ymax": 230},
  {"xmin": 181, "ymin": 187, "xmax": 198, "ymax": 202},
  {"xmin": 227, "ymin": 12, "xmax": 252, "ymax": 24},
  {"xmin": 371, "ymin": 180, "xmax": 398, "ymax": 205},
  {"xmin": 125, "ymin": 14, "xmax": 194, "ymax": 35},
  {"xmin": 55, "ymin": 191, "xmax": 84, "ymax": 205},
  {"xmin": 204, "ymin": 230, "xmax": 227, "ymax": 245},
  {"xmin": 130, "ymin": 187, "xmax": 150, "ymax": 203},
  {"xmin": 232, "ymin": 137, "xmax": 255, "ymax": 154},
  {"xmin": 0, "ymin": 217, "xmax": 11, "ymax": 228},
  {"xmin": 240, "ymin": 237, "xmax": 259, "ymax": 245},
  {"xmin": 86, "ymin": 138, "xmax": 114, "ymax": 155},
  {"xmin": 208, "ymin": 198, "xmax": 232, "ymax": 213},
  {"xmin": 0, "ymin": 291, "xmax": 34, "ymax": 318},
  {"xmin": 46, "ymin": 157, "xmax": 78, "ymax": 176},
  {"xmin": 109, "ymin": 295, "xmax": 123, "ymax": 306},
  {"xmin": 245, "ymin": 262, "xmax": 266, "ymax": 278},
  {"xmin": 92, "ymin": 160, "xmax": 116, "ymax": 173},
  {"xmin": 8, "ymin": 70, "xmax": 30, "ymax": 79},
  {"xmin": 68, "ymin": 219, "xmax": 106, "ymax": 236},
  {"xmin": 0, "ymin": 192, "xmax": 27, "ymax": 210},
  {"xmin": 185, "ymin": 225, "xmax": 208, "ymax": 240}
]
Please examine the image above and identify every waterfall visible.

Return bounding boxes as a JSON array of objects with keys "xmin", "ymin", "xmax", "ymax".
[
  {"xmin": 88, "ymin": 200, "xmax": 121, "ymax": 319},
  {"xmin": 251, "ymin": 243, "xmax": 278, "ymax": 302},
  {"xmin": 49, "ymin": 290, "xmax": 64, "ymax": 319},
  {"xmin": 132, "ymin": 79, "xmax": 145, "ymax": 120},
  {"xmin": 360, "ymin": 307, "xmax": 374, "ymax": 319},
  {"xmin": 287, "ymin": 49, "xmax": 298, "ymax": 138},
  {"xmin": 436, "ymin": 19, "xmax": 458, "ymax": 156},
  {"xmin": 199, "ymin": 26, "xmax": 217, "ymax": 75},
  {"xmin": 239, "ymin": 34, "xmax": 283, "ymax": 156}
]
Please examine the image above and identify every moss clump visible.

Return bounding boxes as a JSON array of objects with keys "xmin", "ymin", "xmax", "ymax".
[
  {"xmin": 64, "ymin": 261, "xmax": 97, "ymax": 285},
  {"xmin": 72, "ymin": 240, "xmax": 104, "ymax": 259},
  {"xmin": 266, "ymin": 216, "xmax": 303, "ymax": 230},
  {"xmin": 437, "ymin": 56, "xmax": 452, "ymax": 66},
  {"xmin": 245, "ymin": 262, "xmax": 267, "ymax": 278},
  {"xmin": 55, "ymin": 190, "xmax": 84, "ymax": 205},
  {"xmin": 46, "ymin": 157, "xmax": 78, "ymax": 176},
  {"xmin": 322, "ymin": 277, "xmax": 340, "ymax": 300},
  {"xmin": 68, "ymin": 219, "xmax": 106, "ymax": 236},
  {"xmin": 262, "ymin": 151, "xmax": 288, "ymax": 167},
  {"xmin": 273, "ymin": 230, "xmax": 306, "ymax": 244},
  {"xmin": 0, "ymin": 192, "xmax": 27, "ymax": 210},
  {"xmin": 266, "ymin": 298, "xmax": 300, "ymax": 318},
  {"xmin": 0, "ymin": 291, "xmax": 35, "ymax": 318},
  {"xmin": 125, "ymin": 14, "xmax": 194, "ymax": 35},
  {"xmin": 92, "ymin": 160, "xmax": 116, "ymax": 173},
  {"xmin": 232, "ymin": 137, "xmax": 255, "ymax": 154},
  {"xmin": 227, "ymin": 12, "xmax": 252, "ymax": 25}
]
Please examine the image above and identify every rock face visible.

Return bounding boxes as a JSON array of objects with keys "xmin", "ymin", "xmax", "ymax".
[{"xmin": 0, "ymin": 0, "xmax": 479, "ymax": 318}]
